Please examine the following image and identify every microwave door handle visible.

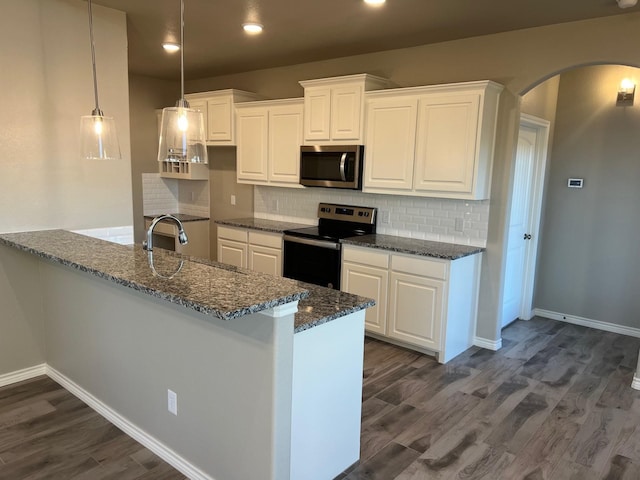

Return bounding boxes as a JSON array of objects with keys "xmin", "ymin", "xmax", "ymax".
[{"xmin": 339, "ymin": 153, "xmax": 347, "ymax": 181}]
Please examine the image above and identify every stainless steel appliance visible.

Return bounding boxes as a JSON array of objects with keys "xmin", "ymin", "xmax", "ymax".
[
  {"xmin": 299, "ymin": 145, "xmax": 364, "ymax": 189},
  {"xmin": 283, "ymin": 203, "xmax": 376, "ymax": 289}
]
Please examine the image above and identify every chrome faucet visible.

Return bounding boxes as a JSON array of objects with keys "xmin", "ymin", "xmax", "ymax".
[{"xmin": 142, "ymin": 214, "xmax": 188, "ymax": 251}]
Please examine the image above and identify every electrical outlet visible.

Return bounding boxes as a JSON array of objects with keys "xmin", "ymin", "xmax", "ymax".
[
  {"xmin": 270, "ymin": 199, "xmax": 279, "ymax": 211},
  {"xmin": 168, "ymin": 389, "xmax": 178, "ymax": 415},
  {"xmin": 190, "ymin": 192, "xmax": 195, "ymax": 202},
  {"xmin": 230, "ymin": 194, "xmax": 236, "ymax": 206},
  {"xmin": 379, "ymin": 209, "xmax": 390, "ymax": 225},
  {"xmin": 455, "ymin": 217, "xmax": 464, "ymax": 232}
]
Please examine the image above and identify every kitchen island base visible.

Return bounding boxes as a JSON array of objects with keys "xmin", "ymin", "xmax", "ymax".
[{"xmin": 0, "ymin": 241, "xmax": 367, "ymax": 480}]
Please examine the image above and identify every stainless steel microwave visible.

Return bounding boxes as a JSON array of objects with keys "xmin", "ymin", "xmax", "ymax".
[{"xmin": 299, "ymin": 145, "xmax": 364, "ymax": 190}]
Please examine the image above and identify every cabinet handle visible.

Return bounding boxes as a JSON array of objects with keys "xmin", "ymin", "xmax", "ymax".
[{"xmin": 523, "ymin": 233, "xmax": 532, "ymax": 240}]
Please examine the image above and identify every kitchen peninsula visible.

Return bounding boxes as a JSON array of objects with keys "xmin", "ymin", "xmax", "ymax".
[{"xmin": 0, "ymin": 230, "xmax": 373, "ymax": 480}]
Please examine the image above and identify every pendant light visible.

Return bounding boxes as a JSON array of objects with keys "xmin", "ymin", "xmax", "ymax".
[
  {"xmin": 157, "ymin": 0, "xmax": 208, "ymax": 164},
  {"xmin": 80, "ymin": 0, "xmax": 121, "ymax": 160}
]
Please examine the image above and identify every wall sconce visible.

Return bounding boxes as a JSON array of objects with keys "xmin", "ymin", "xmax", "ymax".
[{"xmin": 617, "ymin": 78, "xmax": 635, "ymax": 107}]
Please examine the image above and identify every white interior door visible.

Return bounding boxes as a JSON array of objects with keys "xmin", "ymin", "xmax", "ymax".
[{"xmin": 501, "ymin": 126, "xmax": 537, "ymax": 327}]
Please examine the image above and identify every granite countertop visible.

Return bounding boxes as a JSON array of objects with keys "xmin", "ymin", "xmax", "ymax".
[
  {"xmin": 341, "ymin": 234, "xmax": 485, "ymax": 260},
  {"xmin": 215, "ymin": 217, "xmax": 310, "ymax": 233},
  {"xmin": 0, "ymin": 230, "xmax": 373, "ymax": 331},
  {"xmin": 144, "ymin": 213, "xmax": 209, "ymax": 222},
  {"xmin": 293, "ymin": 283, "xmax": 374, "ymax": 332},
  {"xmin": 0, "ymin": 230, "xmax": 307, "ymax": 322}
]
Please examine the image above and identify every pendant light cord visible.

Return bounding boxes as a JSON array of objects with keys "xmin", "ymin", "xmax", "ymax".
[
  {"xmin": 176, "ymin": 0, "xmax": 188, "ymax": 108},
  {"xmin": 180, "ymin": 0, "xmax": 185, "ymax": 101},
  {"xmin": 87, "ymin": 0, "xmax": 103, "ymax": 116}
]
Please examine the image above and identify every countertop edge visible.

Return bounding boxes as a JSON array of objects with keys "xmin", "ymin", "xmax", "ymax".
[
  {"xmin": 340, "ymin": 236, "xmax": 485, "ymax": 260},
  {"xmin": 215, "ymin": 218, "xmax": 309, "ymax": 233},
  {"xmin": 293, "ymin": 299, "xmax": 375, "ymax": 333}
]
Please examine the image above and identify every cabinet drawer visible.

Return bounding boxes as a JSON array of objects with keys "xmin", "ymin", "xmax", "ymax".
[
  {"xmin": 343, "ymin": 246, "xmax": 389, "ymax": 269},
  {"xmin": 217, "ymin": 226, "xmax": 248, "ymax": 243},
  {"xmin": 391, "ymin": 254, "xmax": 447, "ymax": 280},
  {"xmin": 248, "ymin": 230, "xmax": 282, "ymax": 249}
]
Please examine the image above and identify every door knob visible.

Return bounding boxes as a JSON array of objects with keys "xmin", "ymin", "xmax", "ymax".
[{"xmin": 523, "ymin": 233, "xmax": 532, "ymax": 240}]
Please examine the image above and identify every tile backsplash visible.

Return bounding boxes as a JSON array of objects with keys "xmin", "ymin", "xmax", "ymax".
[
  {"xmin": 142, "ymin": 173, "xmax": 210, "ymax": 217},
  {"xmin": 255, "ymin": 186, "xmax": 489, "ymax": 246}
]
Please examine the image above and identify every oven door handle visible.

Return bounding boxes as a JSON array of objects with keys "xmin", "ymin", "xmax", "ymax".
[
  {"xmin": 284, "ymin": 235, "xmax": 341, "ymax": 250},
  {"xmin": 339, "ymin": 153, "xmax": 347, "ymax": 181}
]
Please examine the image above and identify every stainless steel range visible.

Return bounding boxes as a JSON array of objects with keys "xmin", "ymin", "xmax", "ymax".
[{"xmin": 283, "ymin": 203, "xmax": 377, "ymax": 289}]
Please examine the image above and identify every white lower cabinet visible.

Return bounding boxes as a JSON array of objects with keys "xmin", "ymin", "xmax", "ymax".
[
  {"xmin": 217, "ymin": 226, "xmax": 248, "ymax": 268},
  {"xmin": 248, "ymin": 231, "xmax": 283, "ymax": 276},
  {"xmin": 217, "ymin": 226, "xmax": 283, "ymax": 276},
  {"xmin": 341, "ymin": 244, "xmax": 481, "ymax": 363},
  {"xmin": 341, "ymin": 247, "xmax": 389, "ymax": 335}
]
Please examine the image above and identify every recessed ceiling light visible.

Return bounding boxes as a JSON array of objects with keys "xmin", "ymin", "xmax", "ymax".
[
  {"xmin": 364, "ymin": 0, "xmax": 386, "ymax": 5},
  {"xmin": 162, "ymin": 42, "xmax": 180, "ymax": 53},
  {"xmin": 242, "ymin": 23, "xmax": 263, "ymax": 34}
]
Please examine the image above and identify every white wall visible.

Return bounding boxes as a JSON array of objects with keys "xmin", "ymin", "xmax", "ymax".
[
  {"xmin": 0, "ymin": 0, "xmax": 132, "ymax": 233},
  {"xmin": 534, "ymin": 65, "xmax": 640, "ymax": 329},
  {"xmin": 0, "ymin": 0, "xmax": 130, "ymax": 376}
]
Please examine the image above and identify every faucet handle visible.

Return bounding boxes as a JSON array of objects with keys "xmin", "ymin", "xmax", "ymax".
[{"xmin": 142, "ymin": 240, "xmax": 149, "ymax": 251}]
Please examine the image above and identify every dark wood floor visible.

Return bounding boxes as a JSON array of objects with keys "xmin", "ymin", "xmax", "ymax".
[
  {"xmin": 1, "ymin": 317, "xmax": 639, "ymax": 479},
  {"xmin": 0, "ymin": 377, "xmax": 187, "ymax": 479},
  {"xmin": 338, "ymin": 317, "xmax": 640, "ymax": 480}
]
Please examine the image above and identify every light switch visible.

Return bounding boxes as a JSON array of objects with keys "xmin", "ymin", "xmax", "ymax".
[{"xmin": 230, "ymin": 195, "xmax": 236, "ymax": 205}]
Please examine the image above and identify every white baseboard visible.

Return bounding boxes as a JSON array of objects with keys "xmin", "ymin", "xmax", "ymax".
[
  {"xmin": 0, "ymin": 364, "xmax": 47, "ymax": 388},
  {"xmin": 533, "ymin": 309, "xmax": 640, "ymax": 338},
  {"xmin": 473, "ymin": 337, "xmax": 502, "ymax": 351},
  {"xmin": 632, "ymin": 376, "xmax": 640, "ymax": 391},
  {"xmin": 46, "ymin": 366, "xmax": 213, "ymax": 480}
]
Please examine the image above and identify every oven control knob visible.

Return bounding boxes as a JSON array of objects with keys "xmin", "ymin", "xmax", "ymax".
[{"xmin": 358, "ymin": 212, "xmax": 363, "ymax": 216}]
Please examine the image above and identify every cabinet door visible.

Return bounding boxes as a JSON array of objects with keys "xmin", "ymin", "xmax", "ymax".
[
  {"xmin": 414, "ymin": 93, "xmax": 480, "ymax": 195},
  {"xmin": 248, "ymin": 244, "xmax": 282, "ymax": 276},
  {"xmin": 363, "ymin": 97, "xmax": 418, "ymax": 192},
  {"xmin": 236, "ymin": 107, "xmax": 269, "ymax": 183},
  {"xmin": 330, "ymin": 85, "xmax": 363, "ymax": 141},
  {"xmin": 388, "ymin": 271, "xmax": 443, "ymax": 351},
  {"xmin": 207, "ymin": 96, "xmax": 233, "ymax": 142},
  {"xmin": 303, "ymin": 87, "xmax": 331, "ymax": 142},
  {"xmin": 342, "ymin": 262, "xmax": 388, "ymax": 335},
  {"xmin": 269, "ymin": 103, "xmax": 303, "ymax": 184},
  {"xmin": 217, "ymin": 239, "xmax": 247, "ymax": 269}
]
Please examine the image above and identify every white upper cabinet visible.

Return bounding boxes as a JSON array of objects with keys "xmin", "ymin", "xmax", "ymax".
[
  {"xmin": 363, "ymin": 81, "xmax": 503, "ymax": 200},
  {"xmin": 236, "ymin": 99, "xmax": 304, "ymax": 187},
  {"xmin": 184, "ymin": 89, "xmax": 261, "ymax": 145},
  {"xmin": 413, "ymin": 93, "xmax": 480, "ymax": 195},
  {"xmin": 363, "ymin": 97, "xmax": 418, "ymax": 191},
  {"xmin": 236, "ymin": 106, "xmax": 269, "ymax": 182},
  {"xmin": 300, "ymin": 74, "xmax": 388, "ymax": 144}
]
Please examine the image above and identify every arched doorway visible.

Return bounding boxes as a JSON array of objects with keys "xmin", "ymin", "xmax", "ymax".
[{"xmin": 502, "ymin": 63, "xmax": 640, "ymax": 389}]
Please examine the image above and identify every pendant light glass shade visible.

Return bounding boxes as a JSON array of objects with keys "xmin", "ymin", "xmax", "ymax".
[
  {"xmin": 81, "ymin": 0, "xmax": 121, "ymax": 160},
  {"xmin": 157, "ymin": 104, "xmax": 207, "ymax": 163},
  {"xmin": 157, "ymin": 0, "xmax": 208, "ymax": 164},
  {"xmin": 80, "ymin": 112, "xmax": 120, "ymax": 160}
]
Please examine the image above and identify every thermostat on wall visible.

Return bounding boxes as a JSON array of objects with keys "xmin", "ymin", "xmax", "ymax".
[{"xmin": 567, "ymin": 178, "xmax": 584, "ymax": 188}]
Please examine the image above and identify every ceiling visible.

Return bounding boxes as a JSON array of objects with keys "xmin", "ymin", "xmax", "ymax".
[{"xmin": 93, "ymin": 0, "xmax": 638, "ymax": 81}]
